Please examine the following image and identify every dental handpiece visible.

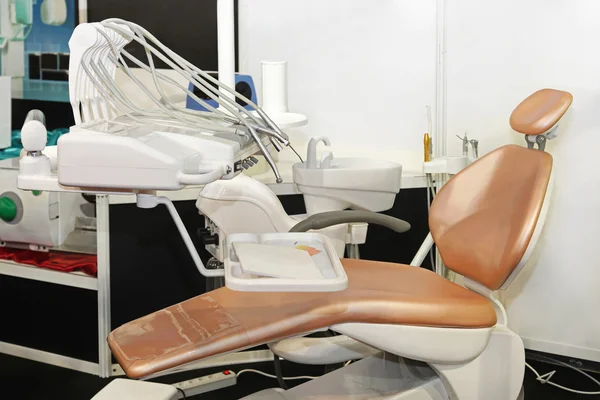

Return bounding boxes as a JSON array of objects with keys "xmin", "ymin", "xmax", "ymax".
[
  {"xmin": 255, "ymin": 108, "xmax": 290, "ymax": 143},
  {"xmin": 246, "ymin": 126, "xmax": 283, "ymax": 183},
  {"xmin": 229, "ymin": 118, "xmax": 290, "ymax": 147}
]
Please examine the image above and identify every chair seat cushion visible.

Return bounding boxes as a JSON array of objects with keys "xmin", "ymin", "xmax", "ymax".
[{"xmin": 108, "ymin": 259, "xmax": 496, "ymax": 378}]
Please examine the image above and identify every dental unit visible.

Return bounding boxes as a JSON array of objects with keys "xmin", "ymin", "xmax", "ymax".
[
  {"xmin": 12, "ymin": 15, "xmax": 578, "ymax": 400},
  {"xmin": 90, "ymin": 88, "xmax": 571, "ymax": 400},
  {"xmin": 19, "ymin": 19, "xmax": 295, "ymax": 194}
]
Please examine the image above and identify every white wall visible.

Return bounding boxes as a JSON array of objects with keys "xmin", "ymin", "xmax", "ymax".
[
  {"xmin": 238, "ymin": 0, "xmax": 437, "ymax": 173},
  {"xmin": 446, "ymin": 0, "xmax": 600, "ymax": 361},
  {"xmin": 239, "ymin": 0, "xmax": 600, "ymax": 362}
]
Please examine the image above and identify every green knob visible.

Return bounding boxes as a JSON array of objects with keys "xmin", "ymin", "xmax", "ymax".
[
  {"xmin": 0, "ymin": 196, "xmax": 17, "ymax": 222},
  {"xmin": 32, "ymin": 190, "xmax": 42, "ymax": 196}
]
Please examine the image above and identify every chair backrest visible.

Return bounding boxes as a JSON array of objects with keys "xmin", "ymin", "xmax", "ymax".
[{"xmin": 429, "ymin": 145, "xmax": 552, "ymax": 290}]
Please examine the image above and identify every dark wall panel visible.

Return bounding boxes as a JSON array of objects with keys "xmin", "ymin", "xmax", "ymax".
[
  {"xmin": 87, "ymin": 0, "xmax": 238, "ymax": 71},
  {"xmin": 12, "ymin": 99, "xmax": 74, "ymax": 130}
]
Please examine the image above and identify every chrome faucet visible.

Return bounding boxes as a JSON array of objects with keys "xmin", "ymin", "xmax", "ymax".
[{"xmin": 469, "ymin": 139, "xmax": 479, "ymax": 159}]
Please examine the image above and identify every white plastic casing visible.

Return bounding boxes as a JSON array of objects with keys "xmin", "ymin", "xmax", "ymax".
[
  {"xmin": 224, "ymin": 232, "xmax": 348, "ymax": 292},
  {"xmin": 198, "ymin": 174, "xmax": 297, "ymax": 234},
  {"xmin": 270, "ymin": 335, "xmax": 379, "ymax": 365},
  {"xmin": 293, "ymin": 158, "xmax": 402, "ymax": 212},
  {"xmin": 423, "ymin": 156, "xmax": 469, "ymax": 175},
  {"xmin": 332, "ymin": 323, "xmax": 492, "ymax": 365},
  {"xmin": 347, "ymin": 223, "xmax": 368, "ymax": 244},
  {"xmin": 0, "ymin": 163, "xmax": 85, "ymax": 248},
  {"xmin": 197, "ymin": 174, "xmax": 348, "ymax": 259},
  {"xmin": 91, "ymin": 379, "xmax": 178, "ymax": 400},
  {"xmin": 21, "ymin": 120, "xmax": 48, "ymax": 151},
  {"xmin": 57, "ymin": 126, "xmax": 240, "ymax": 190},
  {"xmin": 0, "ymin": 77, "xmax": 11, "ymax": 149}
]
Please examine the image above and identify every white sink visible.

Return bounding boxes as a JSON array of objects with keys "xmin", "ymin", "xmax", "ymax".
[{"xmin": 293, "ymin": 138, "xmax": 402, "ymax": 213}]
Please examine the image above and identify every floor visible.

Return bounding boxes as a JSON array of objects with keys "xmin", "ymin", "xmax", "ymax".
[{"xmin": 1, "ymin": 353, "xmax": 599, "ymax": 399}]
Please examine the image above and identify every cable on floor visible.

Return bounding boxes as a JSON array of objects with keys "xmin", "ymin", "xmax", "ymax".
[
  {"xmin": 525, "ymin": 357, "xmax": 600, "ymax": 395},
  {"xmin": 236, "ymin": 368, "xmax": 318, "ymax": 381}
]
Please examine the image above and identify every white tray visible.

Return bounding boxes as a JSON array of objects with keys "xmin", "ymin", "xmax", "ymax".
[{"xmin": 224, "ymin": 232, "xmax": 348, "ymax": 292}]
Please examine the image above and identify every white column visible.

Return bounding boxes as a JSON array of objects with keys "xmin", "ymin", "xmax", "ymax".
[
  {"xmin": 261, "ymin": 61, "xmax": 288, "ymax": 114},
  {"xmin": 0, "ymin": 77, "xmax": 11, "ymax": 149},
  {"xmin": 96, "ymin": 195, "xmax": 112, "ymax": 378},
  {"xmin": 217, "ymin": 0, "xmax": 236, "ymax": 103}
]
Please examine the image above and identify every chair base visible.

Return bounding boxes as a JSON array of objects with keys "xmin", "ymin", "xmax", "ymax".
[
  {"xmin": 431, "ymin": 325, "xmax": 525, "ymax": 400},
  {"xmin": 246, "ymin": 326, "xmax": 525, "ymax": 400},
  {"xmin": 92, "ymin": 349, "xmax": 526, "ymax": 400},
  {"xmin": 242, "ymin": 354, "xmax": 449, "ymax": 400}
]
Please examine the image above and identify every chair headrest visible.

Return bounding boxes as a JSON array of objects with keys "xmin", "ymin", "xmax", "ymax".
[{"xmin": 510, "ymin": 89, "xmax": 573, "ymax": 136}]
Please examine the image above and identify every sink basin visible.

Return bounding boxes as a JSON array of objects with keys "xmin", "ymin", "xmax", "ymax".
[{"xmin": 293, "ymin": 157, "xmax": 402, "ymax": 213}]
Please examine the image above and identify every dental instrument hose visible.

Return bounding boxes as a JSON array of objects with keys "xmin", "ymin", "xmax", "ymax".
[
  {"xmin": 525, "ymin": 354, "xmax": 600, "ymax": 395},
  {"xmin": 290, "ymin": 211, "xmax": 411, "ymax": 234}
]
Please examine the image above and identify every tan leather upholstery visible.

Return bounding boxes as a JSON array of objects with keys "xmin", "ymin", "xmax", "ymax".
[
  {"xmin": 510, "ymin": 89, "xmax": 573, "ymax": 135},
  {"xmin": 429, "ymin": 145, "xmax": 552, "ymax": 290},
  {"xmin": 108, "ymin": 259, "xmax": 496, "ymax": 378},
  {"xmin": 108, "ymin": 144, "xmax": 553, "ymax": 379}
]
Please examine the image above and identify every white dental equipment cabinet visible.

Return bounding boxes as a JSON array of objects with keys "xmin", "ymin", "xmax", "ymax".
[
  {"xmin": 5, "ymin": 91, "xmax": 428, "ymax": 377},
  {"xmin": 0, "ymin": 4, "xmax": 432, "ymax": 378},
  {"xmin": 0, "ymin": 157, "xmax": 427, "ymax": 379}
]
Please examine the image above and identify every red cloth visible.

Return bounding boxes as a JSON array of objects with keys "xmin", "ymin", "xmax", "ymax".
[{"xmin": 0, "ymin": 247, "xmax": 97, "ymax": 276}]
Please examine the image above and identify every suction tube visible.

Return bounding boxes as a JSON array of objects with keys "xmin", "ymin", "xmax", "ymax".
[{"xmin": 290, "ymin": 210, "xmax": 411, "ymax": 234}]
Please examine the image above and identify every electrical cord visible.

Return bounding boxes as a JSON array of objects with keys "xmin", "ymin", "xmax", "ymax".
[
  {"xmin": 273, "ymin": 354, "xmax": 289, "ymax": 389},
  {"xmin": 426, "ymin": 174, "xmax": 436, "ymax": 270},
  {"xmin": 525, "ymin": 357, "xmax": 600, "ymax": 395},
  {"xmin": 175, "ymin": 387, "xmax": 187, "ymax": 399},
  {"xmin": 237, "ymin": 368, "xmax": 318, "ymax": 382}
]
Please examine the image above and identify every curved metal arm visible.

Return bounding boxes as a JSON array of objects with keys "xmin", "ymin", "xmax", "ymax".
[{"xmin": 290, "ymin": 210, "xmax": 411, "ymax": 234}]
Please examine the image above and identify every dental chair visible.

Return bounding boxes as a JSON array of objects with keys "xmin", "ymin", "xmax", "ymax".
[
  {"xmin": 192, "ymin": 88, "xmax": 573, "ymax": 373},
  {"xmin": 101, "ymin": 142, "xmax": 553, "ymax": 400},
  {"xmin": 15, "ymin": 17, "xmax": 569, "ymax": 399}
]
